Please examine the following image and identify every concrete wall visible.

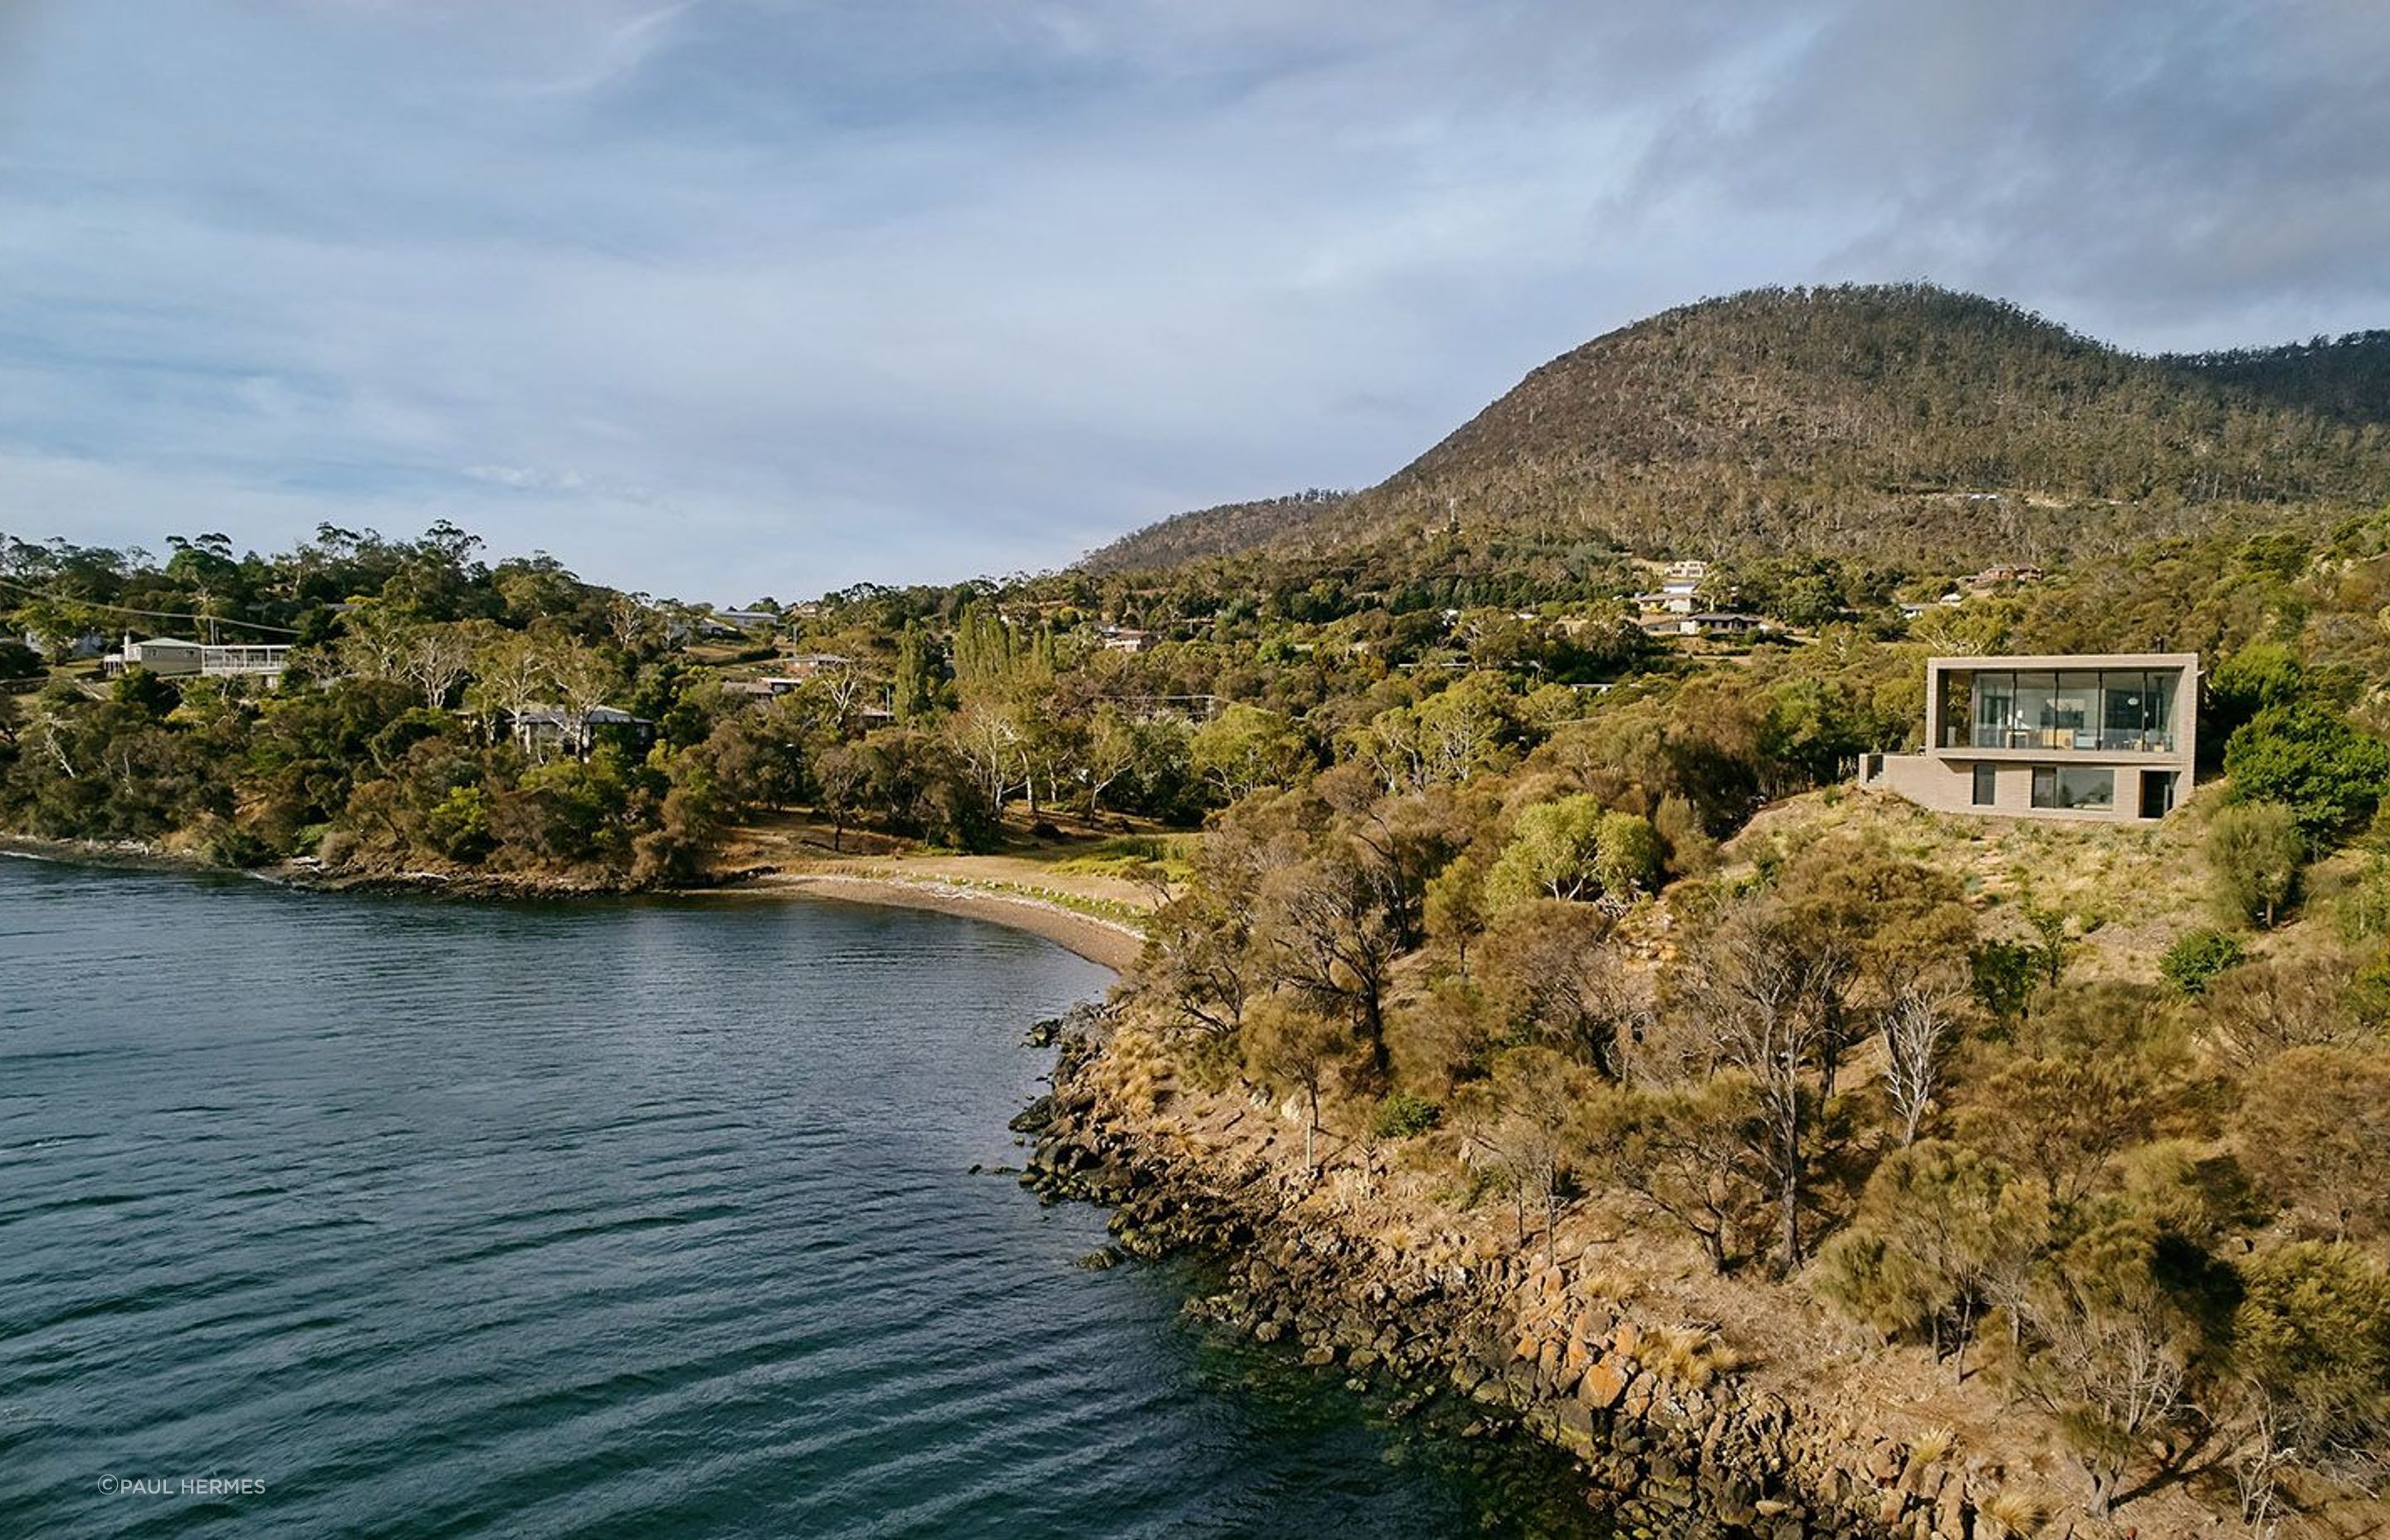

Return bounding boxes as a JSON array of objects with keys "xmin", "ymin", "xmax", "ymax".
[{"xmin": 1865, "ymin": 753, "xmax": 2180, "ymax": 822}]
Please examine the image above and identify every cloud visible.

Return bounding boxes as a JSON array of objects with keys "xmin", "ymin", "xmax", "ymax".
[
  {"xmin": 505, "ymin": 2, "xmax": 700, "ymax": 99},
  {"xmin": 0, "ymin": 1, "xmax": 2384, "ymax": 597}
]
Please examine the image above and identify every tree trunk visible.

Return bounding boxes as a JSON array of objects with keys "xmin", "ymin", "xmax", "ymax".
[
  {"xmin": 1304, "ymin": 1088, "xmax": 1319, "ymax": 1180},
  {"xmin": 2087, "ymin": 1468, "xmax": 2114, "ymax": 1520}
]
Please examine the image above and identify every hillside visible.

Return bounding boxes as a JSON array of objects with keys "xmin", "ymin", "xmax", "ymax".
[
  {"xmin": 1085, "ymin": 284, "xmax": 2390, "ymax": 577},
  {"xmin": 1080, "ymin": 489, "xmax": 1353, "ymax": 574}
]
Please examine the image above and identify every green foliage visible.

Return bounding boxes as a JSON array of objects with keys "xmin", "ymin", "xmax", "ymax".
[
  {"xmin": 1816, "ymin": 1142, "xmax": 2044, "ymax": 1368},
  {"xmin": 1955, "ymin": 1056, "xmax": 2159, "ymax": 1206},
  {"xmin": 1592, "ymin": 810, "xmax": 1665, "ymax": 899},
  {"xmin": 2161, "ymin": 928, "xmax": 2247, "ymax": 997},
  {"xmin": 2206, "ymin": 800, "xmax": 2305, "ymax": 928},
  {"xmin": 2223, "ymin": 701, "xmax": 2390, "ymax": 841},
  {"xmin": 111, "ymin": 666, "xmax": 179, "ymax": 720},
  {"xmin": 425, "ymin": 784, "xmax": 495, "ymax": 863},
  {"xmin": 2329, "ymin": 852, "xmax": 2390, "ymax": 944},
  {"xmin": 2236, "ymin": 1045, "xmax": 2390, "ymax": 1240},
  {"xmin": 2207, "ymin": 641, "xmax": 2306, "ymax": 744},
  {"xmin": 891, "ymin": 621, "xmax": 935, "ymax": 721},
  {"xmin": 1369, "ymin": 1090, "xmax": 1442, "ymax": 1140},
  {"xmin": 1969, "ymin": 940, "xmax": 2041, "ymax": 1027},
  {"xmin": 2230, "ymin": 1241, "xmax": 2390, "ymax": 1470},
  {"xmin": 1486, "ymin": 794, "xmax": 1607, "ymax": 904},
  {"xmin": 1484, "ymin": 795, "xmax": 1661, "ymax": 909},
  {"xmin": 1188, "ymin": 704, "xmax": 1310, "ymax": 801}
]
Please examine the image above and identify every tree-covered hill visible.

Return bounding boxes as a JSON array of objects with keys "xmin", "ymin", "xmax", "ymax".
[
  {"xmin": 1085, "ymin": 284, "xmax": 2390, "ymax": 577},
  {"xmin": 1080, "ymin": 490, "xmax": 1354, "ymax": 574}
]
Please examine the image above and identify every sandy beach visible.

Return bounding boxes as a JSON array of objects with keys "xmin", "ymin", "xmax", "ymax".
[{"xmin": 736, "ymin": 870, "xmax": 1147, "ymax": 972}]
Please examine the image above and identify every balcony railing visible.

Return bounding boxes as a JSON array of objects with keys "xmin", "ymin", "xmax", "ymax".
[{"xmin": 1944, "ymin": 724, "xmax": 2176, "ymax": 753}]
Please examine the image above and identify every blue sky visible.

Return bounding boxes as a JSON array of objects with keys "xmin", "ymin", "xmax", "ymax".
[{"xmin": 2, "ymin": 2, "xmax": 2385, "ymax": 602}]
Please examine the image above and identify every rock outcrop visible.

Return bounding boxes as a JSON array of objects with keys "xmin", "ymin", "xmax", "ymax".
[{"xmin": 1015, "ymin": 1034, "xmax": 2025, "ymax": 1540}]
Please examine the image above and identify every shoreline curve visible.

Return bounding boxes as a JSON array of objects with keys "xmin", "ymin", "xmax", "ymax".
[{"xmin": 724, "ymin": 871, "xmax": 1144, "ymax": 972}]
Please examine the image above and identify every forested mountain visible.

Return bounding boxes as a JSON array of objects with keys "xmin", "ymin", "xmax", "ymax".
[
  {"xmin": 1085, "ymin": 285, "xmax": 2390, "ymax": 577},
  {"xmin": 1081, "ymin": 490, "xmax": 1353, "ymax": 573}
]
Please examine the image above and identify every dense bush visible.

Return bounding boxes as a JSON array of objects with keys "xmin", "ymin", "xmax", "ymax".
[
  {"xmin": 2162, "ymin": 928, "xmax": 2249, "ymax": 996},
  {"xmin": 1368, "ymin": 1090, "xmax": 1443, "ymax": 1140},
  {"xmin": 2223, "ymin": 703, "xmax": 2390, "ymax": 841}
]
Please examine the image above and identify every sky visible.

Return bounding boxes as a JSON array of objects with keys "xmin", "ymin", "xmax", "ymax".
[{"xmin": 1, "ymin": 1, "xmax": 2385, "ymax": 602}]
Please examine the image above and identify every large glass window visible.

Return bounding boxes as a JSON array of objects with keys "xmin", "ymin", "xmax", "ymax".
[
  {"xmin": 1958, "ymin": 667, "xmax": 2179, "ymax": 753},
  {"xmin": 1968, "ymin": 672, "xmax": 2017, "ymax": 748},
  {"xmin": 2016, "ymin": 672, "xmax": 2058, "ymax": 748},
  {"xmin": 2031, "ymin": 764, "xmax": 2114, "ymax": 810}
]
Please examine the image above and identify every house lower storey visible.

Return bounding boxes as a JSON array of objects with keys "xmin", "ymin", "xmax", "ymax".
[{"xmin": 1859, "ymin": 750, "xmax": 2183, "ymax": 823}]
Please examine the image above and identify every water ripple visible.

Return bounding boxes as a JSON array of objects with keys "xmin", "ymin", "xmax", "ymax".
[{"xmin": 0, "ymin": 860, "xmax": 1598, "ymax": 1539}]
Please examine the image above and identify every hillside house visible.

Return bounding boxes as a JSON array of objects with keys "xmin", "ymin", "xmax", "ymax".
[
  {"xmin": 1641, "ymin": 612, "xmax": 1769, "ymax": 638},
  {"xmin": 1859, "ymin": 653, "xmax": 2197, "ymax": 821},
  {"xmin": 104, "ymin": 636, "xmax": 292, "ymax": 684},
  {"xmin": 504, "ymin": 705, "xmax": 653, "ymax": 756}
]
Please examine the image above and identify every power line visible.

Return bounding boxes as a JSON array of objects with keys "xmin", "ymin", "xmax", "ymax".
[{"xmin": 0, "ymin": 575, "xmax": 305, "ymax": 636}]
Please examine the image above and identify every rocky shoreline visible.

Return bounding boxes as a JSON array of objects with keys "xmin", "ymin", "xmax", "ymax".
[{"xmin": 1014, "ymin": 1012, "xmax": 2025, "ymax": 1540}]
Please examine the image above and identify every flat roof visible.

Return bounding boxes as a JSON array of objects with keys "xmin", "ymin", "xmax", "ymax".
[{"xmin": 1926, "ymin": 653, "xmax": 2198, "ymax": 670}]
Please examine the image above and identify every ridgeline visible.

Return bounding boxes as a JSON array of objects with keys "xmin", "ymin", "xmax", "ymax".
[{"xmin": 1086, "ymin": 284, "xmax": 2390, "ymax": 579}]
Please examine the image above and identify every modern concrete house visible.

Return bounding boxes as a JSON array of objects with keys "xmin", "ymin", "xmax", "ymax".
[{"xmin": 1859, "ymin": 653, "xmax": 2198, "ymax": 822}]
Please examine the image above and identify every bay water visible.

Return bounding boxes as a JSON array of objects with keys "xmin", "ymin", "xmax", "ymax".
[{"xmin": 0, "ymin": 857, "xmax": 1593, "ymax": 1538}]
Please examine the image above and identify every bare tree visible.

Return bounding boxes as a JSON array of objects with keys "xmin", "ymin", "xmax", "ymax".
[
  {"xmin": 1880, "ymin": 982, "xmax": 1960, "ymax": 1146},
  {"xmin": 548, "ymin": 640, "xmax": 617, "ymax": 758},
  {"xmin": 1678, "ymin": 899, "xmax": 1839, "ymax": 1267},
  {"xmin": 467, "ymin": 631, "xmax": 552, "ymax": 749},
  {"xmin": 402, "ymin": 621, "xmax": 480, "ymax": 712}
]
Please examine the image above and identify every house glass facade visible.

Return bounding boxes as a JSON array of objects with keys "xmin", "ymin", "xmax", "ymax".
[{"xmin": 1939, "ymin": 667, "xmax": 2178, "ymax": 753}]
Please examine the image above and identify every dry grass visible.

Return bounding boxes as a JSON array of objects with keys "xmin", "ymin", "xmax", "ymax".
[
  {"xmin": 1638, "ymin": 1323, "xmax": 1741, "ymax": 1388},
  {"xmin": 1908, "ymin": 1422, "xmax": 1958, "ymax": 1466},
  {"xmin": 1723, "ymin": 785, "xmax": 2222, "ymax": 983},
  {"xmin": 1977, "ymin": 1486, "xmax": 2048, "ymax": 1538}
]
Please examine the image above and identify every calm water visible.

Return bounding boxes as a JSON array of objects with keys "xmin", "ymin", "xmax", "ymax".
[{"xmin": 0, "ymin": 859, "xmax": 1594, "ymax": 1538}]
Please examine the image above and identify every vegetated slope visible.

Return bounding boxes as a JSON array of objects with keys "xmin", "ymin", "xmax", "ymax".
[
  {"xmin": 1080, "ymin": 489, "xmax": 1353, "ymax": 574},
  {"xmin": 1086, "ymin": 284, "xmax": 2390, "ymax": 575}
]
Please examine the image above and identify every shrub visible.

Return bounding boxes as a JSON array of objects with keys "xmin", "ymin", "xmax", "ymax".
[
  {"xmin": 1369, "ymin": 1090, "xmax": 1443, "ymax": 1140},
  {"xmin": 2223, "ymin": 703, "xmax": 2390, "ymax": 842},
  {"xmin": 2207, "ymin": 801, "xmax": 2304, "ymax": 928},
  {"xmin": 0, "ymin": 640, "xmax": 43, "ymax": 680},
  {"xmin": 2237, "ymin": 1047, "xmax": 2390, "ymax": 1240},
  {"xmin": 2161, "ymin": 928, "xmax": 2246, "ymax": 997}
]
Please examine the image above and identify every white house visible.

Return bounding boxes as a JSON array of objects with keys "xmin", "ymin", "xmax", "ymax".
[{"xmin": 104, "ymin": 636, "xmax": 293, "ymax": 684}]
